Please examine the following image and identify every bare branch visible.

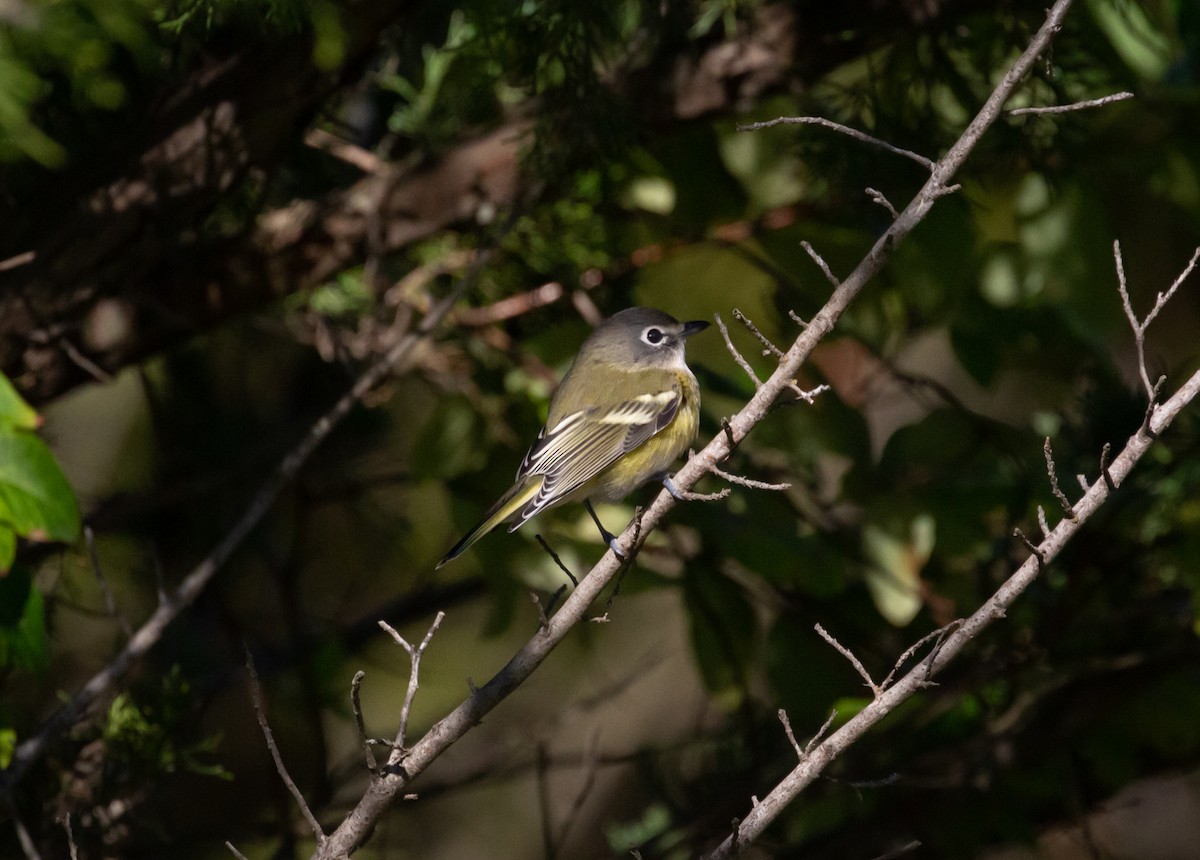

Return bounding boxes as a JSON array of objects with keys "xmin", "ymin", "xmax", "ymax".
[
  {"xmin": 244, "ymin": 650, "xmax": 326, "ymax": 844},
  {"xmin": 225, "ymin": 842, "xmax": 251, "ymax": 860},
  {"xmin": 865, "ymin": 187, "xmax": 899, "ymax": 219},
  {"xmin": 0, "ymin": 244, "xmax": 496, "ymax": 795},
  {"xmin": 778, "ymin": 709, "xmax": 805, "ymax": 759},
  {"xmin": 674, "ymin": 486, "xmax": 732, "ymax": 503},
  {"xmin": 703, "ymin": 362, "xmax": 1200, "ymax": 859},
  {"xmin": 1099, "ymin": 442, "xmax": 1116, "ymax": 492},
  {"xmin": 800, "ymin": 240, "xmax": 840, "ymax": 288},
  {"xmin": 62, "ymin": 815, "xmax": 78, "ymax": 860},
  {"xmin": 455, "ymin": 281, "xmax": 566, "ymax": 327},
  {"xmin": 1037, "ymin": 505, "xmax": 1050, "ymax": 538},
  {"xmin": 778, "ymin": 708, "xmax": 837, "ymax": 761},
  {"xmin": 312, "ymin": 3, "xmax": 1164, "ymax": 857},
  {"xmin": 1043, "ymin": 437, "xmax": 1077, "ymax": 519},
  {"xmin": 57, "ymin": 338, "xmax": 116, "ymax": 385},
  {"xmin": 304, "ymin": 127, "xmax": 383, "ymax": 173},
  {"xmin": 84, "ymin": 526, "xmax": 132, "ymax": 638},
  {"xmin": 731, "ymin": 307, "xmax": 825, "ymax": 403},
  {"xmin": 530, "ymin": 586, "xmax": 568, "ymax": 630},
  {"xmin": 351, "ymin": 671, "xmax": 378, "ymax": 776},
  {"xmin": 5, "ymin": 793, "xmax": 42, "ymax": 860},
  {"xmin": 815, "ymin": 623, "xmax": 880, "ymax": 697},
  {"xmin": 1007, "ymin": 90, "xmax": 1134, "ymax": 116},
  {"xmin": 378, "ymin": 611, "xmax": 446, "ymax": 750},
  {"xmin": 709, "ymin": 463, "xmax": 790, "ymax": 491},
  {"xmin": 870, "ymin": 840, "xmax": 923, "ymax": 860},
  {"xmin": 715, "ymin": 312, "xmax": 762, "ymax": 388},
  {"xmin": 1115, "ymin": 239, "xmax": 1200, "ymax": 400},
  {"xmin": 0, "ymin": 250, "xmax": 35, "ymax": 272},
  {"xmin": 880, "ymin": 622, "xmax": 960, "ymax": 691},
  {"xmin": 737, "ymin": 116, "xmax": 935, "ymax": 170},
  {"xmin": 733, "ymin": 307, "xmax": 783, "ymax": 357}
]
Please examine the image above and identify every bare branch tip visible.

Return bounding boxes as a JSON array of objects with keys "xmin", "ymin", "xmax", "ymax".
[{"xmin": 815, "ymin": 622, "xmax": 880, "ymax": 696}]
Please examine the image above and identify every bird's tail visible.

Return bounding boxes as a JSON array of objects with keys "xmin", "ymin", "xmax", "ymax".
[{"xmin": 436, "ymin": 477, "xmax": 541, "ymax": 568}]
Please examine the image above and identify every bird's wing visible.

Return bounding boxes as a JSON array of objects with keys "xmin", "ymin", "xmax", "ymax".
[{"xmin": 511, "ymin": 384, "xmax": 681, "ymax": 525}]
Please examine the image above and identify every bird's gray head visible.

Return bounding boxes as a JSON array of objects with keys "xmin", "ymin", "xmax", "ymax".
[{"xmin": 578, "ymin": 307, "xmax": 710, "ymax": 369}]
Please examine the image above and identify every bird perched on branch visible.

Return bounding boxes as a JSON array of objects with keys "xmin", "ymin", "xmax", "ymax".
[{"xmin": 437, "ymin": 307, "xmax": 709, "ymax": 567}]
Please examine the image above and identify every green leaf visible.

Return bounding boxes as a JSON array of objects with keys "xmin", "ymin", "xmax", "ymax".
[
  {"xmin": 0, "ymin": 727, "xmax": 14, "ymax": 769},
  {"xmin": 0, "ymin": 429, "xmax": 81, "ymax": 544},
  {"xmin": 0, "ymin": 568, "xmax": 48, "ymax": 672},
  {"xmin": 0, "ymin": 373, "xmax": 38, "ymax": 431},
  {"xmin": 0, "ymin": 526, "xmax": 13, "ymax": 573},
  {"xmin": 863, "ymin": 516, "xmax": 935, "ymax": 627}
]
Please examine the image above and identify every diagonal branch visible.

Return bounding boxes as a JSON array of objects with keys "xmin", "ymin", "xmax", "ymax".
[
  {"xmin": 313, "ymin": 1, "xmax": 1083, "ymax": 856},
  {"xmin": 0, "ymin": 248, "xmax": 494, "ymax": 798},
  {"xmin": 704, "ymin": 363, "xmax": 1200, "ymax": 859}
]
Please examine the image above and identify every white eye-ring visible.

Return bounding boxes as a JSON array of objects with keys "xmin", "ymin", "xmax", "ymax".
[{"xmin": 642, "ymin": 327, "xmax": 665, "ymax": 345}]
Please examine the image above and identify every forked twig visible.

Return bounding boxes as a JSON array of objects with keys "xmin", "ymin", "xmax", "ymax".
[
  {"xmin": 379, "ymin": 611, "xmax": 447, "ymax": 750},
  {"xmin": 1114, "ymin": 240, "xmax": 1200, "ymax": 401}
]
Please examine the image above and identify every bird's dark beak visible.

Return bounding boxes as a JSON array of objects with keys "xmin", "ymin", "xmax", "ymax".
[{"xmin": 682, "ymin": 320, "xmax": 710, "ymax": 338}]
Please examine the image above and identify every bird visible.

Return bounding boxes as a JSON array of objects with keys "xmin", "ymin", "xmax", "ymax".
[{"xmin": 436, "ymin": 307, "xmax": 709, "ymax": 567}]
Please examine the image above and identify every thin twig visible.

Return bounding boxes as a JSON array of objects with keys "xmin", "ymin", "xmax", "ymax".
[
  {"xmin": 244, "ymin": 649, "xmax": 326, "ymax": 844},
  {"xmin": 378, "ymin": 611, "xmax": 446, "ymax": 750},
  {"xmin": 1013, "ymin": 527, "xmax": 1045, "ymax": 574},
  {"xmin": 715, "ymin": 312, "xmax": 762, "ymax": 388},
  {"xmin": 0, "ymin": 250, "xmax": 35, "ymax": 271},
  {"xmin": 1007, "ymin": 90, "xmax": 1134, "ymax": 116},
  {"xmin": 1115, "ymin": 240, "xmax": 1200, "ymax": 400},
  {"xmin": 1099, "ymin": 443, "xmax": 1116, "ymax": 492},
  {"xmin": 778, "ymin": 709, "xmax": 805, "ymax": 759},
  {"xmin": 731, "ymin": 308, "xmax": 823, "ymax": 402},
  {"xmin": 225, "ymin": 842, "xmax": 251, "ymax": 860},
  {"xmin": 815, "ymin": 623, "xmax": 880, "ymax": 696},
  {"xmin": 1043, "ymin": 438, "xmax": 1076, "ymax": 519},
  {"xmin": 865, "ymin": 187, "xmax": 899, "ymax": 219},
  {"xmin": 709, "ymin": 463, "xmax": 790, "ymax": 491},
  {"xmin": 800, "ymin": 241, "xmax": 840, "ymax": 288},
  {"xmin": 880, "ymin": 623, "xmax": 959, "ymax": 691},
  {"xmin": 737, "ymin": 116, "xmax": 934, "ymax": 169},
  {"xmin": 677, "ymin": 487, "xmax": 732, "ymax": 502},
  {"xmin": 58, "ymin": 339, "xmax": 115, "ymax": 384},
  {"xmin": 455, "ymin": 281, "xmax": 566, "ymax": 326},
  {"xmin": 531, "ymin": 587, "xmax": 568, "ymax": 631},
  {"xmin": 62, "ymin": 814, "xmax": 79, "ymax": 860},
  {"xmin": 733, "ymin": 308, "xmax": 783, "ymax": 357},
  {"xmin": 6, "ymin": 794, "xmax": 41, "ymax": 860},
  {"xmin": 351, "ymin": 671, "xmax": 378, "ymax": 776},
  {"xmin": 869, "ymin": 840, "xmax": 923, "ymax": 860},
  {"xmin": 84, "ymin": 526, "xmax": 132, "ymax": 638}
]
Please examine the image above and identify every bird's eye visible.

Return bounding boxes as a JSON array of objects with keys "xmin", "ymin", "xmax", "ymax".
[{"xmin": 643, "ymin": 327, "xmax": 664, "ymax": 345}]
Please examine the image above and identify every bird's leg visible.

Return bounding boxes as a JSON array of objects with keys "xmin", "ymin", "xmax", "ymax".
[
  {"xmin": 658, "ymin": 473, "xmax": 685, "ymax": 500},
  {"xmin": 584, "ymin": 500, "xmax": 625, "ymax": 557}
]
